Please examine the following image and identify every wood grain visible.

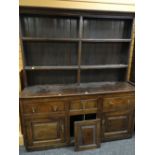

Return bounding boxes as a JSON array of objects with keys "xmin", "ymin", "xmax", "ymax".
[{"xmin": 19, "ymin": 0, "xmax": 135, "ymax": 12}]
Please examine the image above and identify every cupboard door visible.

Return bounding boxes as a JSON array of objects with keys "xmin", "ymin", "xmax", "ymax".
[
  {"xmin": 102, "ymin": 111, "xmax": 134, "ymax": 141},
  {"xmin": 74, "ymin": 119, "xmax": 101, "ymax": 151},
  {"xmin": 25, "ymin": 117, "xmax": 66, "ymax": 150}
]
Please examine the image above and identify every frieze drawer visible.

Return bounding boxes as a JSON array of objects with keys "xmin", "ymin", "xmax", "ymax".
[
  {"xmin": 70, "ymin": 99, "xmax": 98, "ymax": 111},
  {"xmin": 103, "ymin": 96, "xmax": 135, "ymax": 112},
  {"xmin": 21, "ymin": 100, "xmax": 66, "ymax": 115}
]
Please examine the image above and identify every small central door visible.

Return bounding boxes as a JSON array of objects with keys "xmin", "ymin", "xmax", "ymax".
[{"xmin": 74, "ymin": 119, "xmax": 101, "ymax": 151}]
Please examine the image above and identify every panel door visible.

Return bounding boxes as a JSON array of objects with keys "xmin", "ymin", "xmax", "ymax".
[
  {"xmin": 74, "ymin": 119, "xmax": 101, "ymax": 151},
  {"xmin": 102, "ymin": 110, "xmax": 134, "ymax": 141},
  {"xmin": 25, "ymin": 116, "xmax": 67, "ymax": 150}
]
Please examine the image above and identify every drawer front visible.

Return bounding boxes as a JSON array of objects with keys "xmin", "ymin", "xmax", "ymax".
[
  {"xmin": 84, "ymin": 99, "xmax": 97, "ymax": 109},
  {"xmin": 103, "ymin": 96, "xmax": 134, "ymax": 112},
  {"xmin": 22, "ymin": 100, "xmax": 66, "ymax": 114},
  {"xmin": 70, "ymin": 100, "xmax": 83, "ymax": 111},
  {"xmin": 70, "ymin": 99, "xmax": 97, "ymax": 111}
]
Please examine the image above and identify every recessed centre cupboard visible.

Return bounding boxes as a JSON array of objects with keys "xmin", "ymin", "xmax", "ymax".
[{"xmin": 19, "ymin": 7, "xmax": 135, "ymax": 151}]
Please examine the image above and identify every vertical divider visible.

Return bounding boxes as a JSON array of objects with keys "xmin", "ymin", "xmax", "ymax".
[
  {"xmin": 126, "ymin": 18, "xmax": 135, "ymax": 81},
  {"xmin": 19, "ymin": 16, "xmax": 28, "ymax": 87},
  {"xmin": 77, "ymin": 16, "xmax": 83, "ymax": 84}
]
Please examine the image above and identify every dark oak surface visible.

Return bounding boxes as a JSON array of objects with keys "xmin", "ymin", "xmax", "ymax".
[
  {"xmin": 20, "ymin": 82, "xmax": 134, "ymax": 98},
  {"xmin": 20, "ymin": 93, "xmax": 134, "ymax": 151}
]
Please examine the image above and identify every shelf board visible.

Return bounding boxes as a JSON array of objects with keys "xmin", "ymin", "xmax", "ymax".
[
  {"xmin": 81, "ymin": 39, "xmax": 131, "ymax": 42},
  {"xmin": 25, "ymin": 66, "xmax": 78, "ymax": 70},
  {"xmin": 22, "ymin": 37, "xmax": 79, "ymax": 42},
  {"xmin": 25, "ymin": 65, "xmax": 128, "ymax": 70},
  {"xmin": 81, "ymin": 64, "xmax": 128, "ymax": 69},
  {"xmin": 22, "ymin": 37, "xmax": 131, "ymax": 42}
]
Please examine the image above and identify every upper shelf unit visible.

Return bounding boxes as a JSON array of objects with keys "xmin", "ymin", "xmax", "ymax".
[{"xmin": 20, "ymin": 8, "xmax": 134, "ymax": 86}]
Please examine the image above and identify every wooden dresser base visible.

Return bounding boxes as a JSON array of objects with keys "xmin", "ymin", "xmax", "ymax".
[{"xmin": 20, "ymin": 82, "xmax": 135, "ymax": 151}]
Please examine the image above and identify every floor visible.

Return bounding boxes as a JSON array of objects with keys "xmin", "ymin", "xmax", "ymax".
[{"xmin": 19, "ymin": 137, "xmax": 135, "ymax": 155}]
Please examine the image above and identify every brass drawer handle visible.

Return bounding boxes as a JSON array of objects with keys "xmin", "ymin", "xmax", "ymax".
[
  {"xmin": 53, "ymin": 106, "xmax": 58, "ymax": 112},
  {"xmin": 109, "ymin": 101, "xmax": 114, "ymax": 105},
  {"xmin": 32, "ymin": 107, "xmax": 35, "ymax": 113},
  {"xmin": 61, "ymin": 124, "xmax": 64, "ymax": 132},
  {"xmin": 127, "ymin": 99, "xmax": 130, "ymax": 104}
]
